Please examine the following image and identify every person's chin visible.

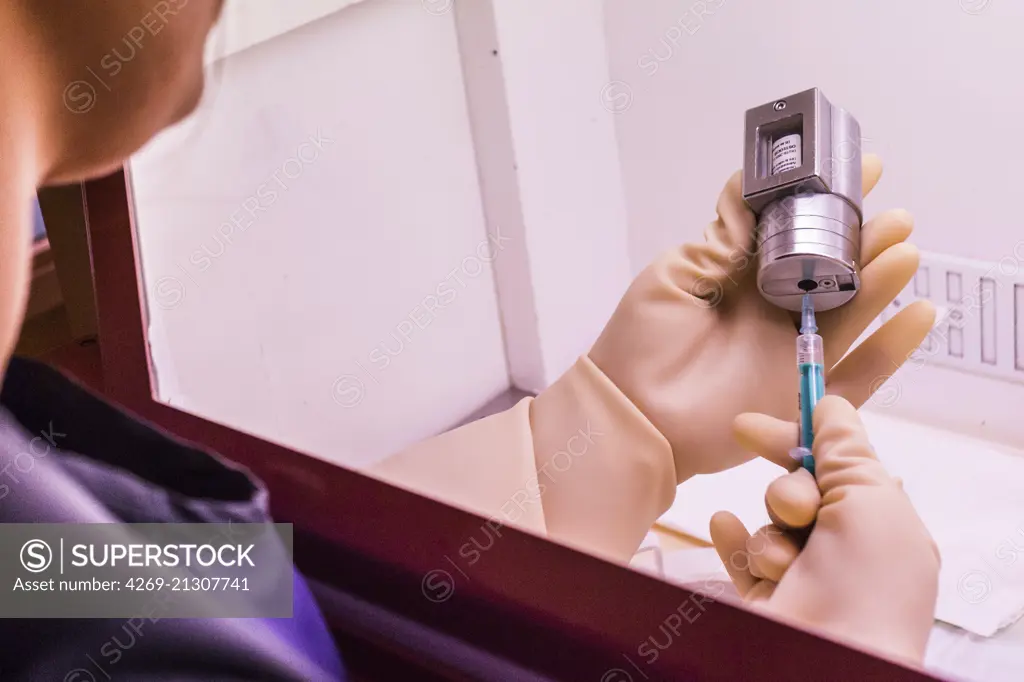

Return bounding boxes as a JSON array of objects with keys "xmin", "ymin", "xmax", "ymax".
[
  {"xmin": 43, "ymin": 117, "xmax": 159, "ymax": 184},
  {"xmin": 44, "ymin": 154, "xmax": 133, "ymax": 186},
  {"xmin": 43, "ymin": 62, "xmax": 209, "ymax": 187}
]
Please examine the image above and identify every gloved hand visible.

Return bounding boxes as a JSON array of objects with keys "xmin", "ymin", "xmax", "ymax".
[
  {"xmin": 710, "ymin": 395, "xmax": 940, "ymax": 663},
  {"xmin": 587, "ymin": 154, "xmax": 935, "ymax": 481}
]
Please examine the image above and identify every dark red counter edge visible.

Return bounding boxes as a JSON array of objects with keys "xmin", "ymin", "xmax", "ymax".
[{"xmin": 74, "ymin": 169, "xmax": 946, "ymax": 682}]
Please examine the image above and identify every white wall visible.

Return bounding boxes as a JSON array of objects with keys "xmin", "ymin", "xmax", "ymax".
[
  {"xmin": 604, "ymin": 0, "xmax": 1024, "ymax": 271},
  {"xmin": 129, "ymin": 0, "xmax": 636, "ymax": 471},
  {"xmin": 204, "ymin": 0, "xmax": 367, "ymax": 64},
  {"xmin": 130, "ymin": 0, "xmax": 510, "ymax": 469},
  {"xmin": 462, "ymin": 0, "xmax": 633, "ymax": 391}
]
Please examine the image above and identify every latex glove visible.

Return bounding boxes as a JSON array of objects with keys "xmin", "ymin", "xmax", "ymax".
[
  {"xmin": 588, "ymin": 154, "xmax": 936, "ymax": 480},
  {"xmin": 710, "ymin": 395, "xmax": 940, "ymax": 663}
]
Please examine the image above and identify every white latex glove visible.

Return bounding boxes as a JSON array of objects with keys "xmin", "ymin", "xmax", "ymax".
[
  {"xmin": 589, "ymin": 155, "xmax": 934, "ymax": 479},
  {"xmin": 711, "ymin": 395, "xmax": 940, "ymax": 663}
]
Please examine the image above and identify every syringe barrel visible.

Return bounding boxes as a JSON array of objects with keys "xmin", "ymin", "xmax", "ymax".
[
  {"xmin": 797, "ymin": 333, "xmax": 826, "ymax": 457},
  {"xmin": 796, "ymin": 333, "xmax": 824, "ymax": 366}
]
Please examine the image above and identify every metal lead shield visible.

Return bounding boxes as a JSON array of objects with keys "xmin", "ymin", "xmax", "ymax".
[{"xmin": 742, "ymin": 88, "xmax": 863, "ymax": 312}]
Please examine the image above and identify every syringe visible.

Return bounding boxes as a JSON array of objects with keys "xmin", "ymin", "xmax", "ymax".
[{"xmin": 791, "ymin": 294, "xmax": 825, "ymax": 476}]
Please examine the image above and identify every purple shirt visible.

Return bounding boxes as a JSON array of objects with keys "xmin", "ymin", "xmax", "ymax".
[{"xmin": 0, "ymin": 357, "xmax": 345, "ymax": 681}]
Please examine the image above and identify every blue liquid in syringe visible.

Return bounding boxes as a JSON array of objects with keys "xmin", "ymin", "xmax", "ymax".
[
  {"xmin": 796, "ymin": 293, "xmax": 825, "ymax": 476},
  {"xmin": 798, "ymin": 361, "xmax": 825, "ymax": 475}
]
